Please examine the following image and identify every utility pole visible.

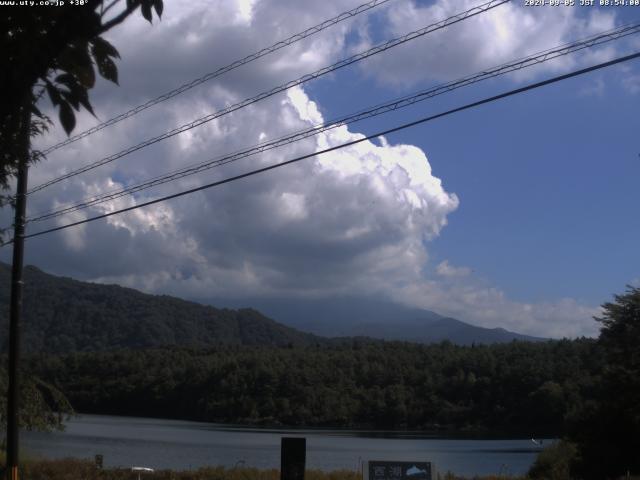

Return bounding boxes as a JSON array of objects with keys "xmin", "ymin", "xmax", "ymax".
[{"xmin": 5, "ymin": 101, "xmax": 30, "ymax": 480}]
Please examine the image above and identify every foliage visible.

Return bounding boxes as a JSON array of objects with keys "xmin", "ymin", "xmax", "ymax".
[
  {"xmin": 597, "ymin": 285, "xmax": 640, "ymax": 369},
  {"xmin": 0, "ymin": 263, "xmax": 320, "ymax": 352},
  {"xmin": 24, "ymin": 338, "xmax": 601, "ymax": 435},
  {"xmin": 16, "ymin": 458, "xmax": 528, "ymax": 480},
  {"xmin": 439, "ymin": 476, "xmax": 525, "ymax": 480},
  {"xmin": 527, "ymin": 440, "xmax": 577, "ymax": 480},
  {"xmin": 0, "ymin": 272, "xmax": 74, "ymax": 443},
  {"xmin": 0, "ymin": 367, "xmax": 73, "ymax": 441},
  {"xmin": 18, "ymin": 459, "xmax": 363, "ymax": 480},
  {"xmin": 0, "ymin": 0, "xmax": 162, "ymax": 214},
  {"xmin": 568, "ymin": 286, "xmax": 640, "ymax": 479}
]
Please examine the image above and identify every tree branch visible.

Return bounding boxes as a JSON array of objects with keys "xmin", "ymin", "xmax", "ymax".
[
  {"xmin": 101, "ymin": 0, "xmax": 122, "ymax": 19},
  {"xmin": 96, "ymin": 2, "xmax": 139, "ymax": 35}
]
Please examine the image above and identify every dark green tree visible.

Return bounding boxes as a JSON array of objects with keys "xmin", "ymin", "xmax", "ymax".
[
  {"xmin": 528, "ymin": 440, "xmax": 577, "ymax": 480},
  {"xmin": 0, "ymin": 368, "xmax": 73, "ymax": 437},
  {"xmin": 570, "ymin": 286, "xmax": 640, "ymax": 479}
]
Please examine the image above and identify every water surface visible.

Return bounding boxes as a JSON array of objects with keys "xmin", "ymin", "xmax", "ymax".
[{"xmin": 23, "ymin": 414, "xmax": 546, "ymax": 477}]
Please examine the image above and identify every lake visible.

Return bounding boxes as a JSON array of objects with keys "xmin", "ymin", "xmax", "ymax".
[{"xmin": 23, "ymin": 414, "xmax": 547, "ymax": 477}]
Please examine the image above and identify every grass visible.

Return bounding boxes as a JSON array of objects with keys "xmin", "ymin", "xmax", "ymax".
[
  {"xmin": 16, "ymin": 459, "xmax": 364, "ymax": 480},
  {"xmin": 8, "ymin": 458, "xmax": 529, "ymax": 480}
]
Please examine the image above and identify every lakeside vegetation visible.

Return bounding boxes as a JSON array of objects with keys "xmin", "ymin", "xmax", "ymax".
[
  {"xmin": 25, "ymin": 338, "xmax": 599, "ymax": 435},
  {"xmin": 13, "ymin": 457, "xmax": 526, "ymax": 480},
  {"xmin": 8, "ymin": 458, "xmax": 360, "ymax": 480}
]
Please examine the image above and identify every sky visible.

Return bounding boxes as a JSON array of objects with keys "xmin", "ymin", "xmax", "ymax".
[{"xmin": 1, "ymin": 0, "xmax": 639, "ymax": 338}]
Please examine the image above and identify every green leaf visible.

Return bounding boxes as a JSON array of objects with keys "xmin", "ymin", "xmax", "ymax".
[
  {"xmin": 91, "ymin": 37, "xmax": 120, "ymax": 61},
  {"xmin": 76, "ymin": 62, "xmax": 96, "ymax": 89},
  {"xmin": 96, "ymin": 56, "xmax": 119, "ymax": 85},
  {"xmin": 59, "ymin": 101, "xmax": 76, "ymax": 135},
  {"xmin": 76, "ymin": 88, "xmax": 95, "ymax": 117},
  {"xmin": 54, "ymin": 73, "xmax": 94, "ymax": 116},
  {"xmin": 61, "ymin": 89, "xmax": 80, "ymax": 110},
  {"xmin": 141, "ymin": 1, "xmax": 153, "ymax": 23},
  {"xmin": 45, "ymin": 81, "xmax": 61, "ymax": 106},
  {"xmin": 153, "ymin": 0, "xmax": 163, "ymax": 18},
  {"xmin": 55, "ymin": 73, "xmax": 77, "ymax": 87},
  {"xmin": 57, "ymin": 43, "xmax": 95, "ymax": 89}
]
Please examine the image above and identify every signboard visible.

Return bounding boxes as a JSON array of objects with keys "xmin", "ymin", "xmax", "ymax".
[{"xmin": 367, "ymin": 461, "xmax": 433, "ymax": 480}]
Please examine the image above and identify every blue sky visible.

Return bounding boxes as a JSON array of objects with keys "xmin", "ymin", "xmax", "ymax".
[
  {"xmin": 305, "ymin": 2, "xmax": 640, "ymax": 307},
  {"xmin": 1, "ymin": 0, "xmax": 639, "ymax": 337},
  {"xmin": 308, "ymin": 56, "xmax": 640, "ymax": 306}
]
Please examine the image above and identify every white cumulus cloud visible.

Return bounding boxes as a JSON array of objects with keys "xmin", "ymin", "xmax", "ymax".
[{"xmin": 358, "ymin": 0, "xmax": 620, "ymax": 88}]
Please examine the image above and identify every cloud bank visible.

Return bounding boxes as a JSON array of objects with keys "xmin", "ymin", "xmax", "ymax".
[{"xmin": 356, "ymin": 0, "xmax": 619, "ymax": 88}]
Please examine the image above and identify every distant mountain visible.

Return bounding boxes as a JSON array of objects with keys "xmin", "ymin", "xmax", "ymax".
[
  {"xmin": 347, "ymin": 316, "xmax": 545, "ymax": 344},
  {"xmin": 0, "ymin": 262, "xmax": 320, "ymax": 353},
  {"xmin": 0, "ymin": 262, "xmax": 544, "ymax": 352},
  {"xmin": 202, "ymin": 296, "xmax": 547, "ymax": 345}
]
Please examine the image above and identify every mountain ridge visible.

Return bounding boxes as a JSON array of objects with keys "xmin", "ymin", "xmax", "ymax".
[
  {"xmin": 0, "ymin": 262, "xmax": 320, "ymax": 353},
  {"xmin": 205, "ymin": 296, "xmax": 546, "ymax": 344},
  {"xmin": 0, "ymin": 262, "xmax": 545, "ymax": 351}
]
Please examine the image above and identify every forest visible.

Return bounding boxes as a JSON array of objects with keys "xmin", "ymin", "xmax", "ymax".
[
  {"xmin": 0, "ymin": 263, "xmax": 320, "ymax": 352},
  {"xmin": 24, "ymin": 338, "xmax": 600, "ymax": 436}
]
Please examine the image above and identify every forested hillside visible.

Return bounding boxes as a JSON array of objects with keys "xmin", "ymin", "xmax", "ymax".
[
  {"xmin": 0, "ymin": 263, "xmax": 319, "ymax": 352},
  {"xmin": 26, "ymin": 338, "xmax": 601, "ymax": 435}
]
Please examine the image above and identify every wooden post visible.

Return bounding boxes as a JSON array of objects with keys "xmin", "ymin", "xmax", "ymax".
[
  {"xmin": 5, "ymin": 98, "xmax": 30, "ymax": 480},
  {"xmin": 281, "ymin": 437, "xmax": 306, "ymax": 480}
]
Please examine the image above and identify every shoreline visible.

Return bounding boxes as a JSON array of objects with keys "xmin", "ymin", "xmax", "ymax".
[
  {"xmin": 23, "ymin": 413, "xmax": 545, "ymax": 477},
  {"xmin": 60, "ymin": 412, "xmax": 559, "ymax": 441}
]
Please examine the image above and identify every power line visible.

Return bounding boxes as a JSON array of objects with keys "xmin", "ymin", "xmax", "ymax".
[
  {"xmin": 40, "ymin": 0, "xmax": 395, "ymax": 156},
  {"xmin": 8, "ymin": 50, "xmax": 637, "ymax": 245},
  {"xmin": 25, "ymin": 22, "xmax": 640, "ymax": 224},
  {"xmin": 28, "ymin": 22, "xmax": 640, "ymax": 221},
  {"xmin": 32, "ymin": 0, "xmax": 507, "ymax": 193},
  {"xmin": 28, "ymin": 0, "xmax": 509, "ymax": 195},
  {"xmin": 28, "ymin": 22, "xmax": 639, "ymax": 221}
]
